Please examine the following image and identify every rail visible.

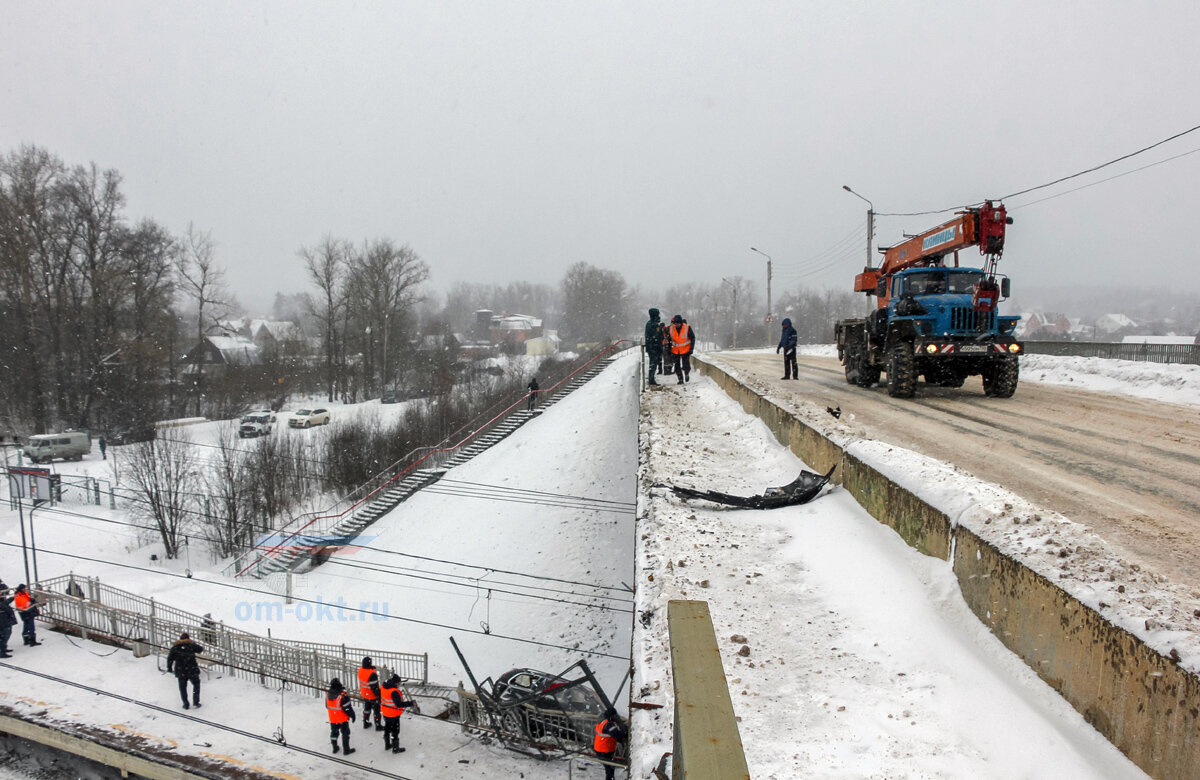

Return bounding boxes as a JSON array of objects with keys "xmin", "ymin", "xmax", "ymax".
[
  {"xmin": 1022, "ymin": 339, "xmax": 1200, "ymax": 365},
  {"xmin": 31, "ymin": 574, "xmax": 427, "ymax": 697},
  {"xmin": 233, "ymin": 341, "xmax": 632, "ymax": 577}
]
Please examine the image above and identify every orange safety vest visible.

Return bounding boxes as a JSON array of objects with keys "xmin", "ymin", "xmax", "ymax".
[
  {"xmin": 357, "ymin": 667, "xmax": 377, "ymax": 699},
  {"xmin": 594, "ymin": 720, "xmax": 617, "ymax": 754},
  {"xmin": 326, "ymin": 693, "xmax": 349, "ymax": 724},
  {"xmin": 380, "ymin": 685, "xmax": 404, "ymax": 718},
  {"xmin": 668, "ymin": 323, "xmax": 691, "ymax": 355},
  {"xmin": 13, "ymin": 592, "xmax": 32, "ymax": 612}
]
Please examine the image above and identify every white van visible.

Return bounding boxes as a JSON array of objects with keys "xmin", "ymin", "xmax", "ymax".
[{"xmin": 23, "ymin": 431, "xmax": 91, "ymax": 463}]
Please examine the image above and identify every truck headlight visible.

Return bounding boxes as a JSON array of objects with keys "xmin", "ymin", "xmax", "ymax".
[
  {"xmin": 925, "ymin": 344, "xmax": 938, "ymax": 354},
  {"xmin": 1008, "ymin": 343, "xmax": 1021, "ymax": 354}
]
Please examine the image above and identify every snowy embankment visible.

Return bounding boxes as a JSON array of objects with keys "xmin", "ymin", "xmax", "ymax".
[
  {"xmin": 0, "ymin": 356, "xmax": 639, "ymax": 779},
  {"xmin": 634, "ymin": 371, "xmax": 1151, "ymax": 780}
]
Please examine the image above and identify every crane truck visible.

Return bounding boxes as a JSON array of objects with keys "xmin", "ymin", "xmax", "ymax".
[{"xmin": 834, "ymin": 201, "xmax": 1022, "ymax": 398}]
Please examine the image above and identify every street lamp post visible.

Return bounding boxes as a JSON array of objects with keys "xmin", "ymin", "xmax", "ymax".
[
  {"xmin": 750, "ymin": 247, "xmax": 773, "ymax": 329},
  {"xmin": 721, "ymin": 277, "xmax": 739, "ymax": 349},
  {"xmin": 842, "ymin": 185, "xmax": 874, "ymax": 268}
]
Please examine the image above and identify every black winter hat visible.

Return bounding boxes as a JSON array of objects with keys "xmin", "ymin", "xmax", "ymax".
[
  {"xmin": 362, "ymin": 657, "xmax": 373, "ymax": 668},
  {"xmin": 671, "ymin": 314, "xmax": 683, "ymax": 324},
  {"xmin": 648, "ymin": 307, "xmax": 660, "ymax": 319}
]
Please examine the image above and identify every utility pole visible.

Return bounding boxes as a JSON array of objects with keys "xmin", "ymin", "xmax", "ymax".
[
  {"xmin": 842, "ymin": 185, "xmax": 874, "ymax": 268},
  {"xmin": 750, "ymin": 247, "xmax": 773, "ymax": 328},
  {"xmin": 721, "ymin": 278, "xmax": 739, "ymax": 349}
]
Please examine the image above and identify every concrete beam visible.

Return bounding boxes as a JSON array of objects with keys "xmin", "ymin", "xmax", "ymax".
[{"xmin": 667, "ymin": 600, "xmax": 750, "ymax": 780}]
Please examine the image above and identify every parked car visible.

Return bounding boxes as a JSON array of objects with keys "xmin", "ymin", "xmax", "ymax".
[
  {"xmin": 23, "ymin": 431, "xmax": 91, "ymax": 463},
  {"xmin": 288, "ymin": 408, "xmax": 331, "ymax": 428},
  {"xmin": 381, "ymin": 389, "xmax": 400, "ymax": 404},
  {"xmin": 238, "ymin": 410, "xmax": 274, "ymax": 438},
  {"xmin": 109, "ymin": 425, "xmax": 157, "ymax": 446}
]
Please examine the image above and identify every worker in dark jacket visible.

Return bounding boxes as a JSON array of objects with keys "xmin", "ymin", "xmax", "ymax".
[
  {"xmin": 593, "ymin": 708, "xmax": 627, "ymax": 780},
  {"xmin": 357, "ymin": 657, "xmax": 382, "ymax": 731},
  {"xmin": 13, "ymin": 585, "xmax": 39, "ymax": 646},
  {"xmin": 777, "ymin": 317, "xmax": 798, "ymax": 379},
  {"xmin": 0, "ymin": 582, "xmax": 17, "ymax": 657},
  {"xmin": 644, "ymin": 308, "xmax": 665, "ymax": 386},
  {"xmin": 379, "ymin": 673, "xmax": 417, "ymax": 753},
  {"xmin": 166, "ymin": 632, "xmax": 204, "ymax": 709},
  {"xmin": 326, "ymin": 678, "xmax": 357, "ymax": 754}
]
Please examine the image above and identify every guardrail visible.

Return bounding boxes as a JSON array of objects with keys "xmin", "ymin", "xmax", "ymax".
[
  {"xmin": 232, "ymin": 341, "xmax": 632, "ymax": 578},
  {"xmin": 32, "ymin": 574, "xmax": 427, "ymax": 697},
  {"xmin": 1023, "ymin": 340, "xmax": 1200, "ymax": 365}
]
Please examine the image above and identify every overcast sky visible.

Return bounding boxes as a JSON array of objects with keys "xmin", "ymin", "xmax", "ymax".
[{"xmin": 3, "ymin": 1, "xmax": 1198, "ymax": 313}]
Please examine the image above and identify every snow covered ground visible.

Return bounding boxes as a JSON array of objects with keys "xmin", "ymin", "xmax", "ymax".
[{"xmin": 0, "ymin": 349, "xmax": 1193, "ymax": 777}]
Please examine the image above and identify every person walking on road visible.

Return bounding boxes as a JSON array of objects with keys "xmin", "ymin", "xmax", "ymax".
[
  {"xmin": 326, "ymin": 678, "xmax": 357, "ymax": 754},
  {"xmin": 593, "ymin": 708, "xmax": 627, "ymax": 780},
  {"xmin": 644, "ymin": 308, "xmax": 666, "ymax": 386},
  {"xmin": 0, "ymin": 582, "xmax": 17, "ymax": 657},
  {"xmin": 166, "ymin": 632, "xmax": 203, "ymax": 709},
  {"xmin": 98, "ymin": 436, "xmax": 107, "ymax": 460},
  {"xmin": 13, "ymin": 585, "xmax": 39, "ymax": 647},
  {"xmin": 380, "ymin": 673, "xmax": 417, "ymax": 753},
  {"xmin": 777, "ymin": 317, "xmax": 798, "ymax": 379},
  {"xmin": 357, "ymin": 657, "xmax": 383, "ymax": 731},
  {"xmin": 667, "ymin": 315, "xmax": 695, "ymax": 384}
]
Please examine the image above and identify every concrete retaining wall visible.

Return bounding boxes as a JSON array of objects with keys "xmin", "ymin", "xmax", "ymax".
[{"xmin": 696, "ymin": 358, "xmax": 1200, "ymax": 780}]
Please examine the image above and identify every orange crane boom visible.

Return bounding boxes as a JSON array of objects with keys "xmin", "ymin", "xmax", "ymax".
[{"xmin": 854, "ymin": 201, "xmax": 1010, "ymax": 295}]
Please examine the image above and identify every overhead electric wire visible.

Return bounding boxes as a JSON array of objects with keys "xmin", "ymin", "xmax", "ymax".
[
  {"xmin": 316, "ymin": 558, "xmax": 634, "ymax": 614},
  {"xmin": 0, "ymin": 540, "xmax": 628, "ymax": 660},
  {"xmin": 0, "ymin": 661, "xmax": 418, "ymax": 780},
  {"xmin": 15, "ymin": 503, "xmax": 633, "ymax": 607},
  {"xmin": 1008, "ymin": 146, "xmax": 1200, "ymax": 211},
  {"xmin": 874, "ymin": 121, "xmax": 1200, "ymax": 217}
]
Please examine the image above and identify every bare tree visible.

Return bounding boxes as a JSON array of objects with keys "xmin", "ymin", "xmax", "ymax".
[
  {"xmin": 560, "ymin": 262, "xmax": 628, "ymax": 345},
  {"xmin": 119, "ymin": 433, "xmax": 199, "ymax": 558},
  {"xmin": 205, "ymin": 424, "xmax": 252, "ymax": 556},
  {"xmin": 344, "ymin": 239, "xmax": 430, "ymax": 395},
  {"xmin": 300, "ymin": 236, "xmax": 350, "ymax": 402},
  {"xmin": 175, "ymin": 224, "xmax": 230, "ymax": 415}
]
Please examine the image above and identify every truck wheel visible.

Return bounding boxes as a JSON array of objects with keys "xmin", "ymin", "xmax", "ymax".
[
  {"xmin": 983, "ymin": 356, "xmax": 1019, "ymax": 398},
  {"xmin": 887, "ymin": 342, "xmax": 916, "ymax": 398},
  {"xmin": 857, "ymin": 361, "xmax": 881, "ymax": 388}
]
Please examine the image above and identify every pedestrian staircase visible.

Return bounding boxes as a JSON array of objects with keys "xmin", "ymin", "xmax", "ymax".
[{"xmin": 233, "ymin": 346, "xmax": 631, "ymax": 579}]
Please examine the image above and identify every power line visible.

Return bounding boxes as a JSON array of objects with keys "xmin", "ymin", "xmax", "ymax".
[
  {"xmin": 875, "ymin": 121, "xmax": 1200, "ymax": 217},
  {"xmin": 17, "ymin": 503, "xmax": 633, "ymax": 606},
  {"xmin": 0, "ymin": 540, "xmax": 628, "ymax": 661},
  {"xmin": 1009, "ymin": 146, "xmax": 1200, "ymax": 211}
]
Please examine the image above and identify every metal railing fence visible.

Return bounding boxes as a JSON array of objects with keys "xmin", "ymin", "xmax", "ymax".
[
  {"xmin": 32, "ymin": 574, "xmax": 427, "ymax": 698},
  {"xmin": 1023, "ymin": 340, "xmax": 1200, "ymax": 365}
]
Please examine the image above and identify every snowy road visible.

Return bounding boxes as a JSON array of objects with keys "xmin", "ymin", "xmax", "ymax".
[{"xmin": 711, "ymin": 349, "xmax": 1200, "ymax": 591}]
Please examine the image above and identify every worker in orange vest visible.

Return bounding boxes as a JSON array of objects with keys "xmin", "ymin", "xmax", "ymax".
[
  {"xmin": 13, "ymin": 584, "xmax": 40, "ymax": 646},
  {"xmin": 357, "ymin": 657, "xmax": 383, "ymax": 731},
  {"xmin": 325, "ymin": 678, "xmax": 357, "ymax": 755},
  {"xmin": 667, "ymin": 315, "xmax": 696, "ymax": 385},
  {"xmin": 379, "ymin": 673, "xmax": 417, "ymax": 754},
  {"xmin": 593, "ymin": 708, "xmax": 626, "ymax": 780}
]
